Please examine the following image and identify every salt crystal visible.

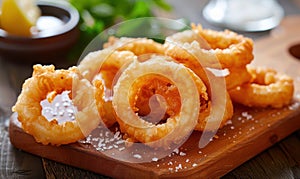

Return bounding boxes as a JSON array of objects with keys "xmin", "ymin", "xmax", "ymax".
[
  {"xmin": 173, "ymin": 148, "xmax": 179, "ymax": 154},
  {"xmin": 105, "ymin": 131, "xmax": 110, "ymax": 137},
  {"xmin": 59, "ymin": 111, "xmax": 64, "ymax": 116},
  {"xmin": 192, "ymin": 163, "xmax": 198, "ymax": 167},
  {"xmin": 176, "ymin": 164, "xmax": 182, "ymax": 170},
  {"xmin": 241, "ymin": 111, "xmax": 248, "ymax": 117},
  {"xmin": 52, "ymin": 111, "xmax": 57, "ymax": 116},
  {"xmin": 114, "ymin": 131, "xmax": 121, "ymax": 139},
  {"xmin": 133, "ymin": 154, "xmax": 142, "ymax": 159},
  {"xmin": 179, "ymin": 152, "xmax": 186, "ymax": 156},
  {"xmin": 63, "ymin": 102, "xmax": 70, "ymax": 107},
  {"xmin": 116, "ymin": 140, "xmax": 124, "ymax": 145},
  {"xmin": 152, "ymin": 157, "xmax": 159, "ymax": 162},
  {"xmin": 185, "ymin": 159, "xmax": 190, "ymax": 163},
  {"xmin": 66, "ymin": 108, "xmax": 74, "ymax": 114},
  {"xmin": 226, "ymin": 120, "xmax": 232, "ymax": 125},
  {"xmin": 118, "ymin": 147, "xmax": 125, "ymax": 151}
]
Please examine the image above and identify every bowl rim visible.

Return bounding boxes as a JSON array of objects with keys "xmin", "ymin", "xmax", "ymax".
[{"xmin": 0, "ymin": 0, "xmax": 79, "ymax": 40}]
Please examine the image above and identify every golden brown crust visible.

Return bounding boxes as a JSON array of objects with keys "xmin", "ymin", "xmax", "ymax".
[
  {"xmin": 12, "ymin": 65, "xmax": 103, "ymax": 145},
  {"xmin": 229, "ymin": 66, "xmax": 294, "ymax": 108}
]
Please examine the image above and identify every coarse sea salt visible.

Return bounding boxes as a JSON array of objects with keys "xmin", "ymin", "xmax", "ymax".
[
  {"xmin": 152, "ymin": 157, "xmax": 159, "ymax": 162},
  {"xmin": 133, "ymin": 154, "xmax": 142, "ymax": 159}
]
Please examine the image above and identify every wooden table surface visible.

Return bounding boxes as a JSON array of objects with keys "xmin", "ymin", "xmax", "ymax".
[{"xmin": 1, "ymin": 0, "xmax": 300, "ymax": 178}]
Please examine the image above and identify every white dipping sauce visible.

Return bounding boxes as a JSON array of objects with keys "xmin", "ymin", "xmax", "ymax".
[{"xmin": 36, "ymin": 16, "xmax": 64, "ymax": 31}]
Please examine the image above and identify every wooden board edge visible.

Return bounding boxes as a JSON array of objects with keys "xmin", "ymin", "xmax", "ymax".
[{"xmin": 9, "ymin": 110, "xmax": 300, "ymax": 178}]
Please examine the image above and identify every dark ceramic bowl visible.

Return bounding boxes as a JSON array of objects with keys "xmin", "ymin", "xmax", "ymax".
[{"xmin": 0, "ymin": 0, "xmax": 80, "ymax": 63}]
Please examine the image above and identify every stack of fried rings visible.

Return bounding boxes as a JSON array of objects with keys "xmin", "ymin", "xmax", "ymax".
[{"xmin": 12, "ymin": 24, "xmax": 294, "ymax": 147}]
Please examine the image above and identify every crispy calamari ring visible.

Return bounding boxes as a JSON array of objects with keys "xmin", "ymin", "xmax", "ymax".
[
  {"xmin": 164, "ymin": 34, "xmax": 251, "ymax": 90},
  {"xmin": 12, "ymin": 65, "xmax": 103, "ymax": 145},
  {"xmin": 78, "ymin": 50, "xmax": 136, "ymax": 127},
  {"xmin": 229, "ymin": 66, "xmax": 294, "ymax": 108},
  {"xmin": 130, "ymin": 66, "xmax": 233, "ymax": 132},
  {"xmin": 112, "ymin": 56, "xmax": 201, "ymax": 148},
  {"xmin": 103, "ymin": 36, "xmax": 164, "ymax": 56},
  {"xmin": 131, "ymin": 68, "xmax": 208, "ymax": 124},
  {"xmin": 191, "ymin": 24, "xmax": 254, "ymax": 68}
]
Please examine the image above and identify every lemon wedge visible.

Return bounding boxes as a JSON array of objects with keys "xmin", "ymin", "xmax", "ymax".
[{"xmin": 0, "ymin": 0, "xmax": 41, "ymax": 36}]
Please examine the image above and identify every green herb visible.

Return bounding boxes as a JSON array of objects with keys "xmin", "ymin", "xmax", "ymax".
[{"xmin": 68, "ymin": 0, "xmax": 172, "ymax": 62}]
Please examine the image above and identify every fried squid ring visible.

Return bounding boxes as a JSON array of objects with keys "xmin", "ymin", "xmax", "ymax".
[
  {"xmin": 12, "ymin": 65, "xmax": 103, "ymax": 145},
  {"xmin": 112, "ymin": 56, "xmax": 202, "ymax": 148},
  {"xmin": 229, "ymin": 66, "xmax": 294, "ymax": 108},
  {"xmin": 78, "ymin": 49, "xmax": 136, "ymax": 127},
  {"xmin": 103, "ymin": 36, "xmax": 164, "ymax": 56},
  {"xmin": 131, "ymin": 67, "xmax": 208, "ymax": 125},
  {"xmin": 191, "ymin": 24, "xmax": 254, "ymax": 68},
  {"xmin": 164, "ymin": 32, "xmax": 251, "ymax": 90}
]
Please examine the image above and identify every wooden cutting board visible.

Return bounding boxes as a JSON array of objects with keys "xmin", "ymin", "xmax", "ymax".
[{"xmin": 9, "ymin": 16, "xmax": 300, "ymax": 178}]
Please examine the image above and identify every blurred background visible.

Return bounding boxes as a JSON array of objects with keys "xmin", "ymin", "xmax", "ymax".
[{"xmin": 1, "ymin": 0, "xmax": 299, "ymax": 65}]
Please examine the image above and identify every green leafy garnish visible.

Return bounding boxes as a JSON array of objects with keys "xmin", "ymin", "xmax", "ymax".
[{"xmin": 68, "ymin": 0, "xmax": 172, "ymax": 62}]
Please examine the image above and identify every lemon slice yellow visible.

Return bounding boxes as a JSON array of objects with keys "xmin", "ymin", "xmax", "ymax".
[{"xmin": 0, "ymin": 0, "xmax": 41, "ymax": 36}]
